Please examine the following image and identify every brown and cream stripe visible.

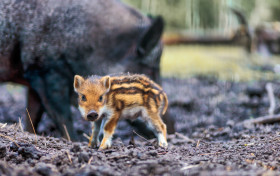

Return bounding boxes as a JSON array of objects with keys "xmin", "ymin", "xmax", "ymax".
[{"xmin": 105, "ymin": 74, "xmax": 168, "ymax": 114}]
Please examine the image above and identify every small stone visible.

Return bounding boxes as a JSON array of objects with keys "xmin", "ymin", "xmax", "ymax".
[
  {"xmin": 0, "ymin": 145, "xmax": 6, "ymax": 158},
  {"xmin": 35, "ymin": 163, "xmax": 53, "ymax": 176},
  {"xmin": 17, "ymin": 143, "xmax": 43, "ymax": 159},
  {"xmin": 148, "ymin": 150, "xmax": 157, "ymax": 157},
  {"xmin": 10, "ymin": 143, "xmax": 19, "ymax": 152},
  {"xmin": 78, "ymin": 152, "xmax": 89, "ymax": 163},
  {"xmin": 70, "ymin": 144, "xmax": 81, "ymax": 153}
]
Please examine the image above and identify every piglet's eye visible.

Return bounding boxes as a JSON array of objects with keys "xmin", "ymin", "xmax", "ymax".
[
  {"xmin": 81, "ymin": 95, "xmax": 87, "ymax": 101},
  {"xmin": 98, "ymin": 95, "xmax": 103, "ymax": 102}
]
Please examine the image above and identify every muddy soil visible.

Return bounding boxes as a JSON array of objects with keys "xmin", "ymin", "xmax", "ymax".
[{"xmin": 0, "ymin": 77, "xmax": 280, "ymax": 175}]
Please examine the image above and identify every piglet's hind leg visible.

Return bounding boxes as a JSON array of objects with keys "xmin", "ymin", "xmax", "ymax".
[{"xmin": 147, "ymin": 112, "xmax": 168, "ymax": 148}]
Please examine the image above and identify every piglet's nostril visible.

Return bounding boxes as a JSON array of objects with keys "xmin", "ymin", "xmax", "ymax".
[{"xmin": 87, "ymin": 110, "xmax": 98, "ymax": 121}]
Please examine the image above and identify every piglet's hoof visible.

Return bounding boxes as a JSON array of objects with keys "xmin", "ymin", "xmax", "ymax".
[
  {"xmin": 159, "ymin": 142, "xmax": 168, "ymax": 149},
  {"xmin": 98, "ymin": 144, "xmax": 107, "ymax": 151},
  {"xmin": 88, "ymin": 141, "xmax": 99, "ymax": 148},
  {"xmin": 98, "ymin": 147, "xmax": 107, "ymax": 151}
]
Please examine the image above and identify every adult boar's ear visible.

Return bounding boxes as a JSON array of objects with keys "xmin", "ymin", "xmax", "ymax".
[
  {"xmin": 137, "ymin": 16, "xmax": 164, "ymax": 57},
  {"xmin": 74, "ymin": 75, "xmax": 85, "ymax": 92},
  {"xmin": 102, "ymin": 76, "xmax": 111, "ymax": 93}
]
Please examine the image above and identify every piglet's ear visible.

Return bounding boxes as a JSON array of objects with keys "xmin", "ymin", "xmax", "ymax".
[
  {"xmin": 74, "ymin": 75, "xmax": 84, "ymax": 92},
  {"xmin": 102, "ymin": 76, "xmax": 111, "ymax": 92}
]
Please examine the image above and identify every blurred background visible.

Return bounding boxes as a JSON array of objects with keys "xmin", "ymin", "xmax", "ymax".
[{"xmin": 124, "ymin": 0, "xmax": 280, "ymax": 81}]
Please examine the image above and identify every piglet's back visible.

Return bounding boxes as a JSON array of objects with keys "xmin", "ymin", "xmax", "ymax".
[{"xmin": 106, "ymin": 74, "xmax": 168, "ymax": 115}]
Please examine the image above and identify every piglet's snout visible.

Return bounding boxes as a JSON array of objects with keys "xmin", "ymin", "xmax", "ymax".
[{"xmin": 87, "ymin": 110, "xmax": 98, "ymax": 121}]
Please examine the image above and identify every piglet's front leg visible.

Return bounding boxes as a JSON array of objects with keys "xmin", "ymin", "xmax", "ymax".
[
  {"xmin": 88, "ymin": 120, "xmax": 102, "ymax": 148},
  {"xmin": 99, "ymin": 113, "xmax": 120, "ymax": 150}
]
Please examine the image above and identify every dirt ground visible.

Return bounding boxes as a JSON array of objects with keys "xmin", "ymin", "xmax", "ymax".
[{"xmin": 0, "ymin": 77, "xmax": 280, "ymax": 176}]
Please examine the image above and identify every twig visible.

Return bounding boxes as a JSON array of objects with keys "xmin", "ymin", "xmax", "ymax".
[
  {"xmin": 18, "ymin": 117, "xmax": 24, "ymax": 132},
  {"xmin": 266, "ymin": 83, "xmax": 275, "ymax": 116},
  {"xmin": 181, "ymin": 164, "xmax": 200, "ymax": 171},
  {"xmin": 80, "ymin": 164, "xmax": 86, "ymax": 169},
  {"xmin": 26, "ymin": 108, "xmax": 37, "ymax": 144},
  {"xmin": 0, "ymin": 133, "xmax": 20, "ymax": 148},
  {"xmin": 66, "ymin": 150, "xmax": 72, "ymax": 164},
  {"xmin": 133, "ymin": 130, "xmax": 149, "ymax": 142},
  {"xmin": 175, "ymin": 132, "xmax": 195, "ymax": 143},
  {"xmin": 129, "ymin": 135, "xmax": 135, "ymax": 146},
  {"xmin": 243, "ymin": 114, "xmax": 280, "ymax": 125},
  {"xmin": 108, "ymin": 155, "xmax": 129, "ymax": 160},
  {"xmin": 0, "ymin": 123, "xmax": 7, "ymax": 128},
  {"xmin": 83, "ymin": 133, "xmax": 90, "ymax": 140},
  {"xmin": 244, "ymin": 143, "xmax": 254, "ymax": 146},
  {"xmin": 158, "ymin": 151, "xmax": 168, "ymax": 155},
  {"xmin": 196, "ymin": 140, "xmax": 200, "ymax": 148},
  {"xmin": 63, "ymin": 124, "xmax": 71, "ymax": 142},
  {"xmin": 200, "ymin": 151, "xmax": 222, "ymax": 155},
  {"xmin": 88, "ymin": 156, "xmax": 93, "ymax": 164}
]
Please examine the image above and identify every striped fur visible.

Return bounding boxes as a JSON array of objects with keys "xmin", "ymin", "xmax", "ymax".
[{"xmin": 74, "ymin": 73, "xmax": 168, "ymax": 150}]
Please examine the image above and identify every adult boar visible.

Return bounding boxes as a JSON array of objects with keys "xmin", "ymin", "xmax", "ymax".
[{"xmin": 0, "ymin": 0, "xmax": 174, "ymax": 140}]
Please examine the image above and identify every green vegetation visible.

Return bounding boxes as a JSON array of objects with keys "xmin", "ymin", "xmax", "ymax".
[
  {"xmin": 161, "ymin": 45, "xmax": 280, "ymax": 81},
  {"xmin": 122, "ymin": 0, "xmax": 261, "ymax": 33},
  {"xmin": 122, "ymin": 0, "xmax": 280, "ymax": 81}
]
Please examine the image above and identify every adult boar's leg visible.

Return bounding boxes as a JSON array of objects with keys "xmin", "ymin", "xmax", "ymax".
[
  {"xmin": 27, "ymin": 70, "xmax": 77, "ymax": 141},
  {"xmin": 44, "ymin": 73, "xmax": 77, "ymax": 141},
  {"xmin": 162, "ymin": 111, "xmax": 175, "ymax": 134},
  {"xmin": 26, "ymin": 88, "xmax": 44, "ymax": 133}
]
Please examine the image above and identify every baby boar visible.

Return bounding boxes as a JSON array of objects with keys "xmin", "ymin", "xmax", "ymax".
[{"xmin": 73, "ymin": 74, "xmax": 168, "ymax": 150}]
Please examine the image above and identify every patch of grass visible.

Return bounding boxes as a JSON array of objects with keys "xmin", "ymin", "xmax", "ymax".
[{"xmin": 161, "ymin": 45, "xmax": 280, "ymax": 81}]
